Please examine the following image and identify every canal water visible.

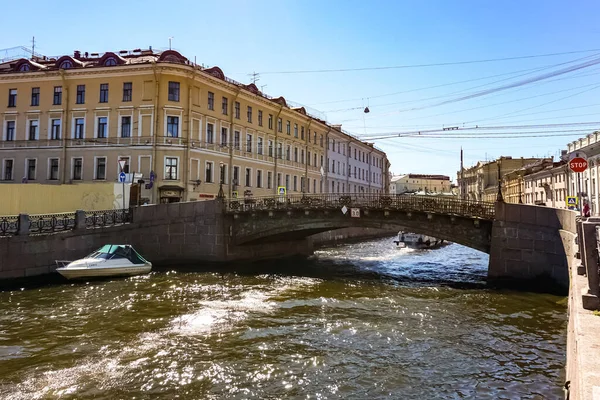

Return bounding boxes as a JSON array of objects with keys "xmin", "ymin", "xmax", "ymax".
[{"xmin": 0, "ymin": 237, "xmax": 566, "ymax": 399}]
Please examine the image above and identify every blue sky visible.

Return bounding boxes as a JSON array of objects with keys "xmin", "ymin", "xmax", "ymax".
[{"xmin": 3, "ymin": 0, "xmax": 600, "ymax": 179}]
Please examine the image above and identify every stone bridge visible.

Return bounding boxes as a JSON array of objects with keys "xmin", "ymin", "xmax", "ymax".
[
  {"xmin": 0, "ymin": 194, "xmax": 577, "ymax": 293},
  {"xmin": 226, "ymin": 194, "xmax": 495, "ymax": 253}
]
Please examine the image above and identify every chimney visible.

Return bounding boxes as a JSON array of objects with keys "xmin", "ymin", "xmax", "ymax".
[{"xmin": 74, "ymin": 50, "xmax": 81, "ymax": 59}]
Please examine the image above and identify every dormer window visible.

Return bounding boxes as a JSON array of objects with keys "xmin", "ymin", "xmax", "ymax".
[
  {"xmin": 19, "ymin": 63, "xmax": 30, "ymax": 72},
  {"xmin": 104, "ymin": 57, "xmax": 117, "ymax": 66},
  {"xmin": 60, "ymin": 60, "xmax": 73, "ymax": 69}
]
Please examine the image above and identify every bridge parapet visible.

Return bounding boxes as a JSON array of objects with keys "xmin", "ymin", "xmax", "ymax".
[{"xmin": 224, "ymin": 193, "xmax": 495, "ymax": 220}]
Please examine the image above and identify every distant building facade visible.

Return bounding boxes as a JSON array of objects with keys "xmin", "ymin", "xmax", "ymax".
[
  {"xmin": 390, "ymin": 174, "xmax": 451, "ymax": 194},
  {"xmin": 567, "ymin": 131, "xmax": 600, "ymax": 214}
]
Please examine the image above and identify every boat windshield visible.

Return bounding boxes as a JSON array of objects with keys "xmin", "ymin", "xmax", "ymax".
[{"xmin": 85, "ymin": 245, "xmax": 149, "ymax": 264}]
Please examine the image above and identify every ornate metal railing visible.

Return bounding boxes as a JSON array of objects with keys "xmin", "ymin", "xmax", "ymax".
[
  {"xmin": 0, "ymin": 216, "xmax": 19, "ymax": 236},
  {"xmin": 0, "ymin": 208, "xmax": 133, "ymax": 237},
  {"xmin": 224, "ymin": 193, "xmax": 496, "ymax": 220},
  {"xmin": 86, "ymin": 208, "xmax": 132, "ymax": 228},
  {"xmin": 29, "ymin": 212, "xmax": 76, "ymax": 234}
]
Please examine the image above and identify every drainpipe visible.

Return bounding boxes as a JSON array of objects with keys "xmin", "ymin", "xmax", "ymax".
[
  {"xmin": 272, "ymin": 105, "xmax": 284, "ymax": 195},
  {"xmin": 304, "ymin": 118, "xmax": 312, "ymax": 194},
  {"xmin": 346, "ymin": 140, "xmax": 351, "ymax": 193},
  {"xmin": 325, "ymin": 131, "xmax": 329, "ymax": 194},
  {"xmin": 368, "ymin": 149, "xmax": 373, "ymax": 194},
  {"xmin": 183, "ymin": 69, "xmax": 194, "ymax": 201},
  {"xmin": 60, "ymin": 70, "xmax": 69, "ymax": 184},
  {"xmin": 151, "ymin": 62, "xmax": 160, "ymax": 204},
  {"xmin": 228, "ymin": 88, "xmax": 241, "ymax": 199}
]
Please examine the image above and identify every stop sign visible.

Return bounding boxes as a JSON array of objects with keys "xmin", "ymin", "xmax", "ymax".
[{"xmin": 569, "ymin": 157, "xmax": 588, "ymax": 173}]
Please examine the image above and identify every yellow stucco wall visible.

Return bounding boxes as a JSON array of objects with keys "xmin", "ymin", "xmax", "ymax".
[{"xmin": 0, "ymin": 183, "xmax": 126, "ymax": 215}]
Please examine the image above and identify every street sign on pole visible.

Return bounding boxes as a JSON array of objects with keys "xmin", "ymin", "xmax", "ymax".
[
  {"xmin": 118, "ymin": 172, "xmax": 127, "ymax": 183},
  {"xmin": 569, "ymin": 157, "xmax": 588, "ymax": 173},
  {"xmin": 566, "ymin": 196, "xmax": 578, "ymax": 210}
]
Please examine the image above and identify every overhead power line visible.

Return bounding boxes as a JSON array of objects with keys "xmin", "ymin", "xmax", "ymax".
[{"xmin": 256, "ymin": 48, "xmax": 600, "ymax": 75}]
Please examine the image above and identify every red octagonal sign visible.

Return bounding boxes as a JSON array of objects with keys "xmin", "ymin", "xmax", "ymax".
[{"xmin": 569, "ymin": 157, "xmax": 588, "ymax": 173}]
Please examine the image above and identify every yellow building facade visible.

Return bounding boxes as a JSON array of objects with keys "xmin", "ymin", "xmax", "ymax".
[{"xmin": 0, "ymin": 49, "xmax": 389, "ymax": 207}]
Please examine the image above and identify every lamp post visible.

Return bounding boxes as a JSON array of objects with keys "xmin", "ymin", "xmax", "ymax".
[
  {"xmin": 497, "ymin": 159, "xmax": 504, "ymax": 202},
  {"xmin": 217, "ymin": 161, "xmax": 225, "ymax": 199},
  {"xmin": 301, "ymin": 173, "xmax": 306, "ymax": 197}
]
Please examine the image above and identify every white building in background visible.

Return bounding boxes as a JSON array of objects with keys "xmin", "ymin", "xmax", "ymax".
[
  {"xmin": 522, "ymin": 160, "xmax": 568, "ymax": 208},
  {"xmin": 567, "ymin": 131, "xmax": 600, "ymax": 214},
  {"xmin": 390, "ymin": 174, "xmax": 452, "ymax": 194},
  {"xmin": 325, "ymin": 126, "xmax": 388, "ymax": 194}
]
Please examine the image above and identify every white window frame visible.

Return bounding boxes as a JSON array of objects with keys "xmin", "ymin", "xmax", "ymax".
[
  {"xmin": 164, "ymin": 156, "xmax": 179, "ymax": 180},
  {"xmin": 205, "ymin": 161, "xmax": 214, "ymax": 183},
  {"xmin": 165, "ymin": 114, "xmax": 181, "ymax": 138},
  {"xmin": 71, "ymin": 116, "xmax": 85, "ymax": 139},
  {"xmin": 27, "ymin": 118, "xmax": 39, "ymax": 141},
  {"xmin": 232, "ymin": 165, "xmax": 240, "ymax": 186},
  {"xmin": 3, "ymin": 119, "xmax": 17, "ymax": 141},
  {"xmin": 94, "ymin": 156, "xmax": 107, "ymax": 180},
  {"xmin": 2, "ymin": 158, "xmax": 15, "ymax": 181},
  {"xmin": 118, "ymin": 113, "xmax": 134, "ymax": 138},
  {"xmin": 256, "ymin": 169, "xmax": 263, "ymax": 188},
  {"xmin": 206, "ymin": 122, "xmax": 215, "ymax": 144},
  {"xmin": 246, "ymin": 133, "xmax": 253, "ymax": 153},
  {"xmin": 220, "ymin": 125, "xmax": 228, "ymax": 147},
  {"xmin": 245, "ymin": 167, "xmax": 253, "ymax": 187},
  {"xmin": 95, "ymin": 116, "xmax": 108, "ymax": 139},
  {"xmin": 24, "ymin": 157, "xmax": 37, "ymax": 181},
  {"xmin": 47, "ymin": 157, "xmax": 60, "ymax": 180},
  {"xmin": 189, "ymin": 157, "xmax": 201, "ymax": 181},
  {"xmin": 257, "ymin": 136, "xmax": 263, "ymax": 155},
  {"xmin": 71, "ymin": 157, "xmax": 84, "ymax": 181}
]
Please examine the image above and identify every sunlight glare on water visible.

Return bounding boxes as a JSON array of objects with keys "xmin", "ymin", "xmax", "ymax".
[{"xmin": 0, "ymin": 237, "xmax": 566, "ymax": 399}]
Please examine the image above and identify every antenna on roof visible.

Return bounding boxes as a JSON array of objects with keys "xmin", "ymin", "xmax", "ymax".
[
  {"xmin": 249, "ymin": 71, "xmax": 260, "ymax": 84},
  {"xmin": 31, "ymin": 36, "xmax": 35, "ymax": 60},
  {"xmin": 168, "ymin": 36, "xmax": 174, "ymax": 50}
]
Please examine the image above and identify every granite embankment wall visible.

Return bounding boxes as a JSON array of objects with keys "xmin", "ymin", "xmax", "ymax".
[
  {"xmin": 488, "ymin": 202, "xmax": 577, "ymax": 292},
  {"xmin": 0, "ymin": 201, "xmax": 314, "ymax": 280}
]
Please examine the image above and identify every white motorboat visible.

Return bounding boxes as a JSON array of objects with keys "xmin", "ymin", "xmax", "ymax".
[
  {"xmin": 56, "ymin": 244, "xmax": 152, "ymax": 280},
  {"xmin": 393, "ymin": 231, "xmax": 447, "ymax": 250}
]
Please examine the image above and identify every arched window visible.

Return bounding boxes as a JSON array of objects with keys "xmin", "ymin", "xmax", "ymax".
[
  {"xmin": 19, "ymin": 63, "xmax": 30, "ymax": 71},
  {"xmin": 60, "ymin": 60, "xmax": 73, "ymax": 69},
  {"xmin": 104, "ymin": 57, "xmax": 117, "ymax": 66}
]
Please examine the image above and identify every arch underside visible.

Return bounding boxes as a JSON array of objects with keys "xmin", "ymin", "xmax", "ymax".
[{"xmin": 234, "ymin": 215, "xmax": 492, "ymax": 254}]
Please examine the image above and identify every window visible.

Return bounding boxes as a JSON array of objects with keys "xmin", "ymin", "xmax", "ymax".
[
  {"xmin": 301, "ymin": 127, "xmax": 304, "ymax": 140},
  {"xmin": 53, "ymin": 86, "xmax": 62, "ymax": 105},
  {"xmin": 286, "ymin": 121, "xmax": 291, "ymax": 135},
  {"xmin": 51, "ymin": 119, "xmax": 61, "ymax": 140},
  {"xmin": 31, "ymin": 87, "xmax": 40, "ymax": 106},
  {"xmin": 73, "ymin": 158, "xmax": 83, "ymax": 180},
  {"xmin": 165, "ymin": 157, "xmax": 178, "ymax": 180},
  {"xmin": 293, "ymin": 176, "xmax": 298, "ymax": 191},
  {"xmin": 74, "ymin": 118, "xmax": 84, "ymax": 139},
  {"xmin": 277, "ymin": 118, "xmax": 282, "ymax": 132},
  {"xmin": 257, "ymin": 137, "xmax": 263, "ymax": 155},
  {"xmin": 105, "ymin": 57, "xmax": 117, "ymax": 66},
  {"xmin": 245, "ymin": 168, "xmax": 252, "ymax": 187},
  {"xmin": 222, "ymin": 97, "xmax": 228, "ymax": 115},
  {"xmin": 95, "ymin": 157, "xmax": 106, "ymax": 180},
  {"xmin": 122, "ymin": 82, "xmax": 132, "ymax": 102},
  {"xmin": 167, "ymin": 116, "xmax": 179, "ymax": 137},
  {"xmin": 234, "ymin": 101, "xmax": 240, "ymax": 119},
  {"xmin": 234, "ymin": 131, "xmax": 240, "ymax": 150},
  {"xmin": 99, "ymin": 83, "xmax": 109, "ymax": 103},
  {"xmin": 268, "ymin": 140, "xmax": 273, "ymax": 157},
  {"xmin": 313, "ymin": 132, "xmax": 317, "ymax": 144},
  {"xmin": 286, "ymin": 145, "xmax": 291, "ymax": 161},
  {"xmin": 169, "ymin": 82, "xmax": 181, "ymax": 102},
  {"xmin": 278, "ymin": 143, "xmax": 283, "ymax": 159},
  {"xmin": 221, "ymin": 127, "xmax": 228, "ymax": 147},
  {"xmin": 76, "ymin": 85, "xmax": 85, "ymax": 104},
  {"xmin": 121, "ymin": 116, "xmax": 132, "ymax": 138},
  {"xmin": 8, "ymin": 89, "xmax": 16, "ymax": 107},
  {"xmin": 246, "ymin": 134, "xmax": 252, "ymax": 153},
  {"xmin": 320, "ymin": 134, "xmax": 324, "ymax": 147},
  {"xmin": 49, "ymin": 158, "xmax": 59, "ymax": 180},
  {"xmin": 308, "ymin": 151, "xmax": 311, "ymax": 166},
  {"xmin": 294, "ymin": 147, "xmax": 298, "ymax": 162},
  {"xmin": 97, "ymin": 117, "xmax": 107, "ymax": 138},
  {"xmin": 233, "ymin": 166, "xmax": 240, "ymax": 186},
  {"xmin": 294, "ymin": 123, "xmax": 298, "ymax": 137},
  {"xmin": 277, "ymin": 173, "xmax": 282, "ymax": 187},
  {"xmin": 4, "ymin": 159, "xmax": 13, "ymax": 180},
  {"xmin": 258, "ymin": 110, "xmax": 263, "ymax": 126},
  {"xmin": 247, "ymin": 106, "xmax": 252, "ymax": 123},
  {"xmin": 206, "ymin": 123, "xmax": 214, "ymax": 144},
  {"xmin": 257, "ymin": 170, "xmax": 262, "ymax": 188},
  {"xmin": 205, "ymin": 162, "xmax": 213, "ymax": 183},
  {"xmin": 219, "ymin": 163, "xmax": 226, "ymax": 184},
  {"xmin": 5, "ymin": 121, "xmax": 15, "ymax": 141},
  {"xmin": 29, "ymin": 120, "xmax": 39, "ymax": 140},
  {"xmin": 268, "ymin": 114, "xmax": 273, "ymax": 130},
  {"xmin": 27, "ymin": 159, "xmax": 36, "ymax": 180},
  {"xmin": 267, "ymin": 171, "xmax": 272, "ymax": 189}
]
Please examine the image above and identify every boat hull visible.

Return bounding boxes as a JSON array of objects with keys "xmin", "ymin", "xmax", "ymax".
[{"xmin": 56, "ymin": 264, "xmax": 152, "ymax": 280}]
